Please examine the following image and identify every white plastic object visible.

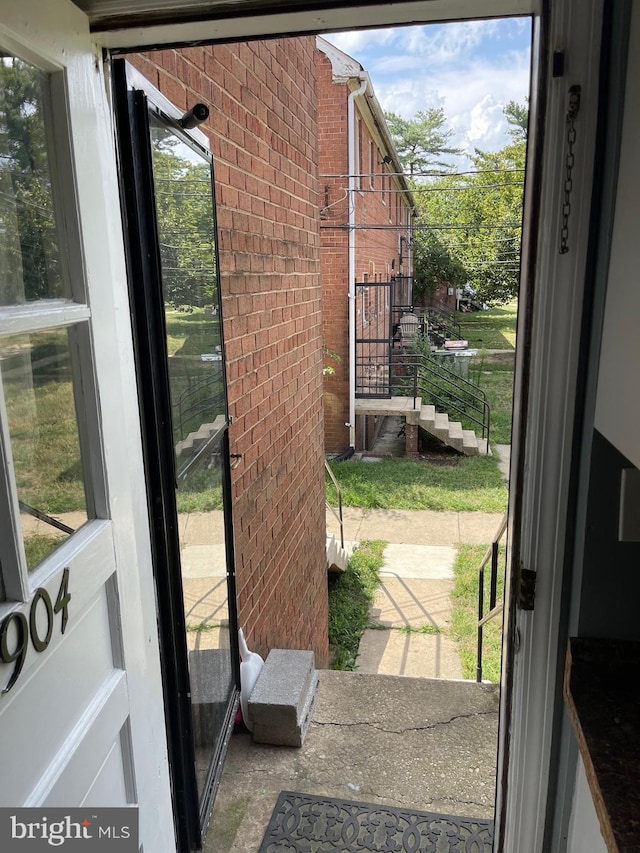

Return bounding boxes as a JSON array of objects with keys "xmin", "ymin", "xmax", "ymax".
[{"xmin": 238, "ymin": 628, "xmax": 264, "ymax": 731}]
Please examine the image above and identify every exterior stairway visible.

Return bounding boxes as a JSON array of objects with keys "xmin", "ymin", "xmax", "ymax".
[
  {"xmin": 175, "ymin": 414, "xmax": 226, "ymax": 458},
  {"xmin": 355, "ymin": 397, "xmax": 489, "ymax": 457},
  {"xmin": 406, "ymin": 402, "xmax": 489, "ymax": 456},
  {"xmin": 326, "ymin": 534, "xmax": 351, "ymax": 573}
]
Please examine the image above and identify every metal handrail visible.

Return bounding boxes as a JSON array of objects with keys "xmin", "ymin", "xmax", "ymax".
[
  {"xmin": 324, "ymin": 459, "xmax": 344, "ymax": 550},
  {"xmin": 390, "ymin": 351, "xmax": 491, "ymax": 444},
  {"xmin": 173, "ymin": 374, "xmax": 223, "ymax": 441},
  {"xmin": 476, "ymin": 512, "xmax": 508, "ymax": 682},
  {"xmin": 420, "ymin": 307, "xmax": 463, "ymax": 341}
]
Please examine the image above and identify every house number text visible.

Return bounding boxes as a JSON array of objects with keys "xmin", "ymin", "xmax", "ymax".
[{"xmin": 0, "ymin": 568, "xmax": 71, "ymax": 693}]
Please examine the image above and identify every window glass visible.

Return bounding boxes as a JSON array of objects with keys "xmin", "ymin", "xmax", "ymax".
[
  {"xmin": 0, "ymin": 328, "xmax": 89, "ymax": 569},
  {"xmin": 0, "ymin": 53, "xmax": 67, "ymax": 304}
]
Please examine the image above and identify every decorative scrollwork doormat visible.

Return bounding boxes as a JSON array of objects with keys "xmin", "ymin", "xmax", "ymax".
[{"xmin": 258, "ymin": 791, "xmax": 494, "ymax": 852}]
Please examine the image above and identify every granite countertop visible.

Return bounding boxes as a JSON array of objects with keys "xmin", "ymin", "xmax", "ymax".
[{"xmin": 564, "ymin": 637, "xmax": 640, "ymax": 852}]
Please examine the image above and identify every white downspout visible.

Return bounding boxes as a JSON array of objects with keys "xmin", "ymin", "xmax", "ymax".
[{"xmin": 347, "ymin": 75, "xmax": 367, "ymax": 449}]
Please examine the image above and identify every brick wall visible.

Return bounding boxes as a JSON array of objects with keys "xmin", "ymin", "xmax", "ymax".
[
  {"xmin": 316, "ymin": 48, "xmax": 413, "ymax": 451},
  {"xmin": 316, "ymin": 50, "xmax": 350, "ymax": 452},
  {"xmin": 131, "ymin": 38, "xmax": 328, "ymax": 667}
]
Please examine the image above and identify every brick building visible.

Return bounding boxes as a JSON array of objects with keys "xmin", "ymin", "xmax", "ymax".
[
  {"xmin": 129, "ymin": 40, "xmax": 328, "ymax": 666},
  {"xmin": 315, "ymin": 37, "xmax": 415, "ymax": 453}
]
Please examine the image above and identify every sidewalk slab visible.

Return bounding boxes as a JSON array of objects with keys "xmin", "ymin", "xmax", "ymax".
[
  {"xmin": 369, "ymin": 577, "xmax": 454, "ymax": 629},
  {"xmin": 382, "ymin": 543, "xmax": 456, "ymax": 578},
  {"xmin": 326, "ymin": 508, "xmax": 504, "ymax": 546},
  {"xmin": 356, "ymin": 629, "xmax": 463, "ymax": 680}
]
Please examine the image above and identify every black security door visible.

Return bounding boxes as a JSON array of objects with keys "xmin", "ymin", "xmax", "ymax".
[{"xmin": 113, "ymin": 59, "xmax": 239, "ymax": 851}]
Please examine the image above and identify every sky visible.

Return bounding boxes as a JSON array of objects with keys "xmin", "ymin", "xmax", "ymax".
[{"xmin": 324, "ymin": 18, "xmax": 532, "ymax": 171}]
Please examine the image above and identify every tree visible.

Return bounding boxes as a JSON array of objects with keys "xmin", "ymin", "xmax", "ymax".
[
  {"xmin": 412, "ymin": 230, "xmax": 467, "ymax": 301},
  {"xmin": 413, "ymin": 102, "xmax": 528, "ymax": 305},
  {"xmin": 504, "ymin": 99, "xmax": 529, "ymax": 142},
  {"xmin": 0, "ymin": 57, "xmax": 63, "ymax": 304},
  {"xmin": 150, "ymin": 131, "xmax": 217, "ymax": 310},
  {"xmin": 384, "ymin": 108, "xmax": 461, "ymax": 177}
]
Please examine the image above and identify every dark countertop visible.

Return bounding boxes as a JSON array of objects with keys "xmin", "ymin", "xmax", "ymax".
[{"xmin": 564, "ymin": 637, "xmax": 640, "ymax": 852}]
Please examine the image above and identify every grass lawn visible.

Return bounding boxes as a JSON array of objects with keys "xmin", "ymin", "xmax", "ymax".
[
  {"xmin": 471, "ymin": 359, "xmax": 515, "ymax": 445},
  {"xmin": 328, "ymin": 540, "xmax": 385, "ymax": 670},
  {"xmin": 450, "ymin": 543, "xmax": 505, "ymax": 682},
  {"xmin": 458, "ymin": 301, "xmax": 518, "ymax": 350},
  {"xmin": 326, "ymin": 456, "xmax": 507, "ymax": 513}
]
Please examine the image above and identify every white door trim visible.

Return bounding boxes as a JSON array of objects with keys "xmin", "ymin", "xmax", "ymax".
[
  {"xmin": 0, "ymin": 2, "xmax": 175, "ymax": 850},
  {"xmin": 497, "ymin": 0, "xmax": 605, "ymax": 850}
]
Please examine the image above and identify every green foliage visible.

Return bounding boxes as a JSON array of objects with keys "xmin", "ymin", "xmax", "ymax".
[
  {"xmin": 151, "ymin": 130, "xmax": 218, "ymax": 310},
  {"xmin": 326, "ymin": 457, "xmax": 507, "ymax": 513},
  {"xmin": 384, "ymin": 108, "xmax": 461, "ymax": 177},
  {"xmin": 504, "ymin": 99, "xmax": 529, "ymax": 142},
  {"xmin": 0, "ymin": 56, "xmax": 64, "ymax": 303},
  {"xmin": 413, "ymin": 102, "xmax": 528, "ymax": 306},
  {"xmin": 322, "ymin": 343, "xmax": 341, "ymax": 376},
  {"xmin": 450, "ymin": 543, "xmax": 505, "ymax": 682},
  {"xmin": 413, "ymin": 230, "xmax": 468, "ymax": 301},
  {"xmin": 328, "ymin": 540, "xmax": 385, "ymax": 670}
]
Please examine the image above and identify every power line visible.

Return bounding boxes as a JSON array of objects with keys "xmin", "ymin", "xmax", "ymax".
[
  {"xmin": 322, "ymin": 223, "xmax": 522, "ymax": 231},
  {"xmin": 354, "ymin": 182, "xmax": 524, "ymax": 193},
  {"xmin": 321, "ymin": 167, "xmax": 525, "ymax": 179}
]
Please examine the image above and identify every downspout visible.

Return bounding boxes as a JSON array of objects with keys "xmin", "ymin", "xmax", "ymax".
[{"xmin": 347, "ymin": 74, "xmax": 368, "ymax": 451}]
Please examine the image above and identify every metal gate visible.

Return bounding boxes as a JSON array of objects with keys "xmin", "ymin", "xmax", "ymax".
[{"xmin": 355, "ymin": 277, "xmax": 413, "ymax": 398}]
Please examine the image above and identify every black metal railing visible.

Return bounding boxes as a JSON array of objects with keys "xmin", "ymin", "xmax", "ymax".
[
  {"xmin": 172, "ymin": 373, "xmax": 223, "ymax": 443},
  {"xmin": 419, "ymin": 306, "xmax": 463, "ymax": 344},
  {"xmin": 325, "ymin": 459, "xmax": 344, "ymax": 549},
  {"xmin": 476, "ymin": 513, "xmax": 508, "ymax": 682},
  {"xmin": 390, "ymin": 351, "xmax": 490, "ymax": 444}
]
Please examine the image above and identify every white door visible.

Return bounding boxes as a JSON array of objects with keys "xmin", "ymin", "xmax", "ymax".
[{"xmin": 0, "ymin": 3, "xmax": 175, "ymax": 851}]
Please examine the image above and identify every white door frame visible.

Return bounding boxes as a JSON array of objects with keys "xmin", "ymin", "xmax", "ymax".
[
  {"xmin": 98, "ymin": 0, "xmax": 605, "ymax": 848},
  {"xmin": 0, "ymin": 0, "xmax": 610, "ymax": 849},
  {"xmin": 0, "ymin": 2, "xmax": 175, "ymax": 850}
]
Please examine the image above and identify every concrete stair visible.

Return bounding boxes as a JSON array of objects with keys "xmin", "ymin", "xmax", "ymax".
[
  {"xmin": 326, "ymin": 534, "xmax": 351, "ymax": 573},
  {"xmin": 175, "ymin": 414, "xmax": 226, "ymax": 458},
  {"xmin": 407, "ymin": 403, "xmax": 489, "ymax": 457}
]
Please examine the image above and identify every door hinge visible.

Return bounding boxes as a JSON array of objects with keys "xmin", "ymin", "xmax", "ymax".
[{"xmin": 517, "ymin": 563, "xmax": 536, "ymax": 610}]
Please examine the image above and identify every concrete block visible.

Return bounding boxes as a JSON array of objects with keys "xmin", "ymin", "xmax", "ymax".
[{"xmin": 247, "ymin": 649, "xmax": 318, "ymax": 747}]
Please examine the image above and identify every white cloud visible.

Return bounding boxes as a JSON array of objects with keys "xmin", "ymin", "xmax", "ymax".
[{"xmin": 323, "ymin": 20, "xmax": 531, "ymax": 169}]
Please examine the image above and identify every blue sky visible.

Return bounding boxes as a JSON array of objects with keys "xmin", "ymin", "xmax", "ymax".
[{"xmin": 324, "ymin": 17, "xmax": 532, "ymax": 169}]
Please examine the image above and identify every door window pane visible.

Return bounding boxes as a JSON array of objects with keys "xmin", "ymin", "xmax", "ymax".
[
  {"xmin": 0, "ymin": 53, "xmax": 67, "ymax": 304},
  {"xmin": 0, "ymin": 328, "xmax": 89, "ymax": 569},
  {"xmin": 149, "ymin": 115, "xmax": 232, "ymax": 804}
]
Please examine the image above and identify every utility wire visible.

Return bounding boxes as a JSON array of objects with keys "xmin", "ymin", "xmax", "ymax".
[{"xmin": 321, "ymin": 167, "xmax": 525, "ymax": 179}]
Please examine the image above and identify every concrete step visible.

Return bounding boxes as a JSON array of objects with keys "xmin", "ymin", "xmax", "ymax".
[
  {"xmin": 326, "ymin": 534, "xmax": 349, "ymax": 573},
  {"xmin": 447, "ymin": 421, "xmax": 464, "ymax": 450},
  {"xmin": 462, "ymin": 429, "xmax": 479, "ymax": 456},
  {"xmin": 421, "ymin": 403, "xmax": 436, "ymax": 425},
  {"xmin": 175, "ymin": 415, "xmax": 226, "ymax": 457}
]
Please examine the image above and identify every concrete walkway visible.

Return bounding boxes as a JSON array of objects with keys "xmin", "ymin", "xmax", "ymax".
[
  {"xmin": 327, "ymin": 508, "xmax": 505, "ymax": 681},
  {"xmin": 207, "ymin": 503, "xmax": 505, "ymax": 851},
  {"xmin": 327, "ymin": 507, "xmax": 504, "ymax": 546},
  {"xmin": 208, "ymin": 672, "xmax": 499, "ymax": 853}
]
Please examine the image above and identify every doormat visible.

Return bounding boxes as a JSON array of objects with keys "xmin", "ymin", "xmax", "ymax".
[{"xmin": 258, "ymin": 791, "xmax": 494, "ymax": 852}]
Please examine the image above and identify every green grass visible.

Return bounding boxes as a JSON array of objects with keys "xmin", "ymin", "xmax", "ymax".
[
  {"xmin": 471, "ymin": 360, "xmax": 515, "ymax": 445},
  {"xmin": 328, "ymin": 540, "xmax": 385, "ymax": 670},
  {"xmin": 458, "ymin": 301, "xmax": 518, "ymax": 350},
  {"xmin": 450, "ymin": 543, "xmax": 505, "ymax": 682},
  {"xmin": 395, "ymin": 623, "xmax": 443, "ymax": 635},
  {"xmin": 327, "ymin": 456, "xmax": 507, "ymax": 513}
]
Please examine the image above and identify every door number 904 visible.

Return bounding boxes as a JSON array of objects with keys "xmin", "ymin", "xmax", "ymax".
[{"xmin": 0, "ymin": 568, "xmax": 71, "ymax": 693}]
